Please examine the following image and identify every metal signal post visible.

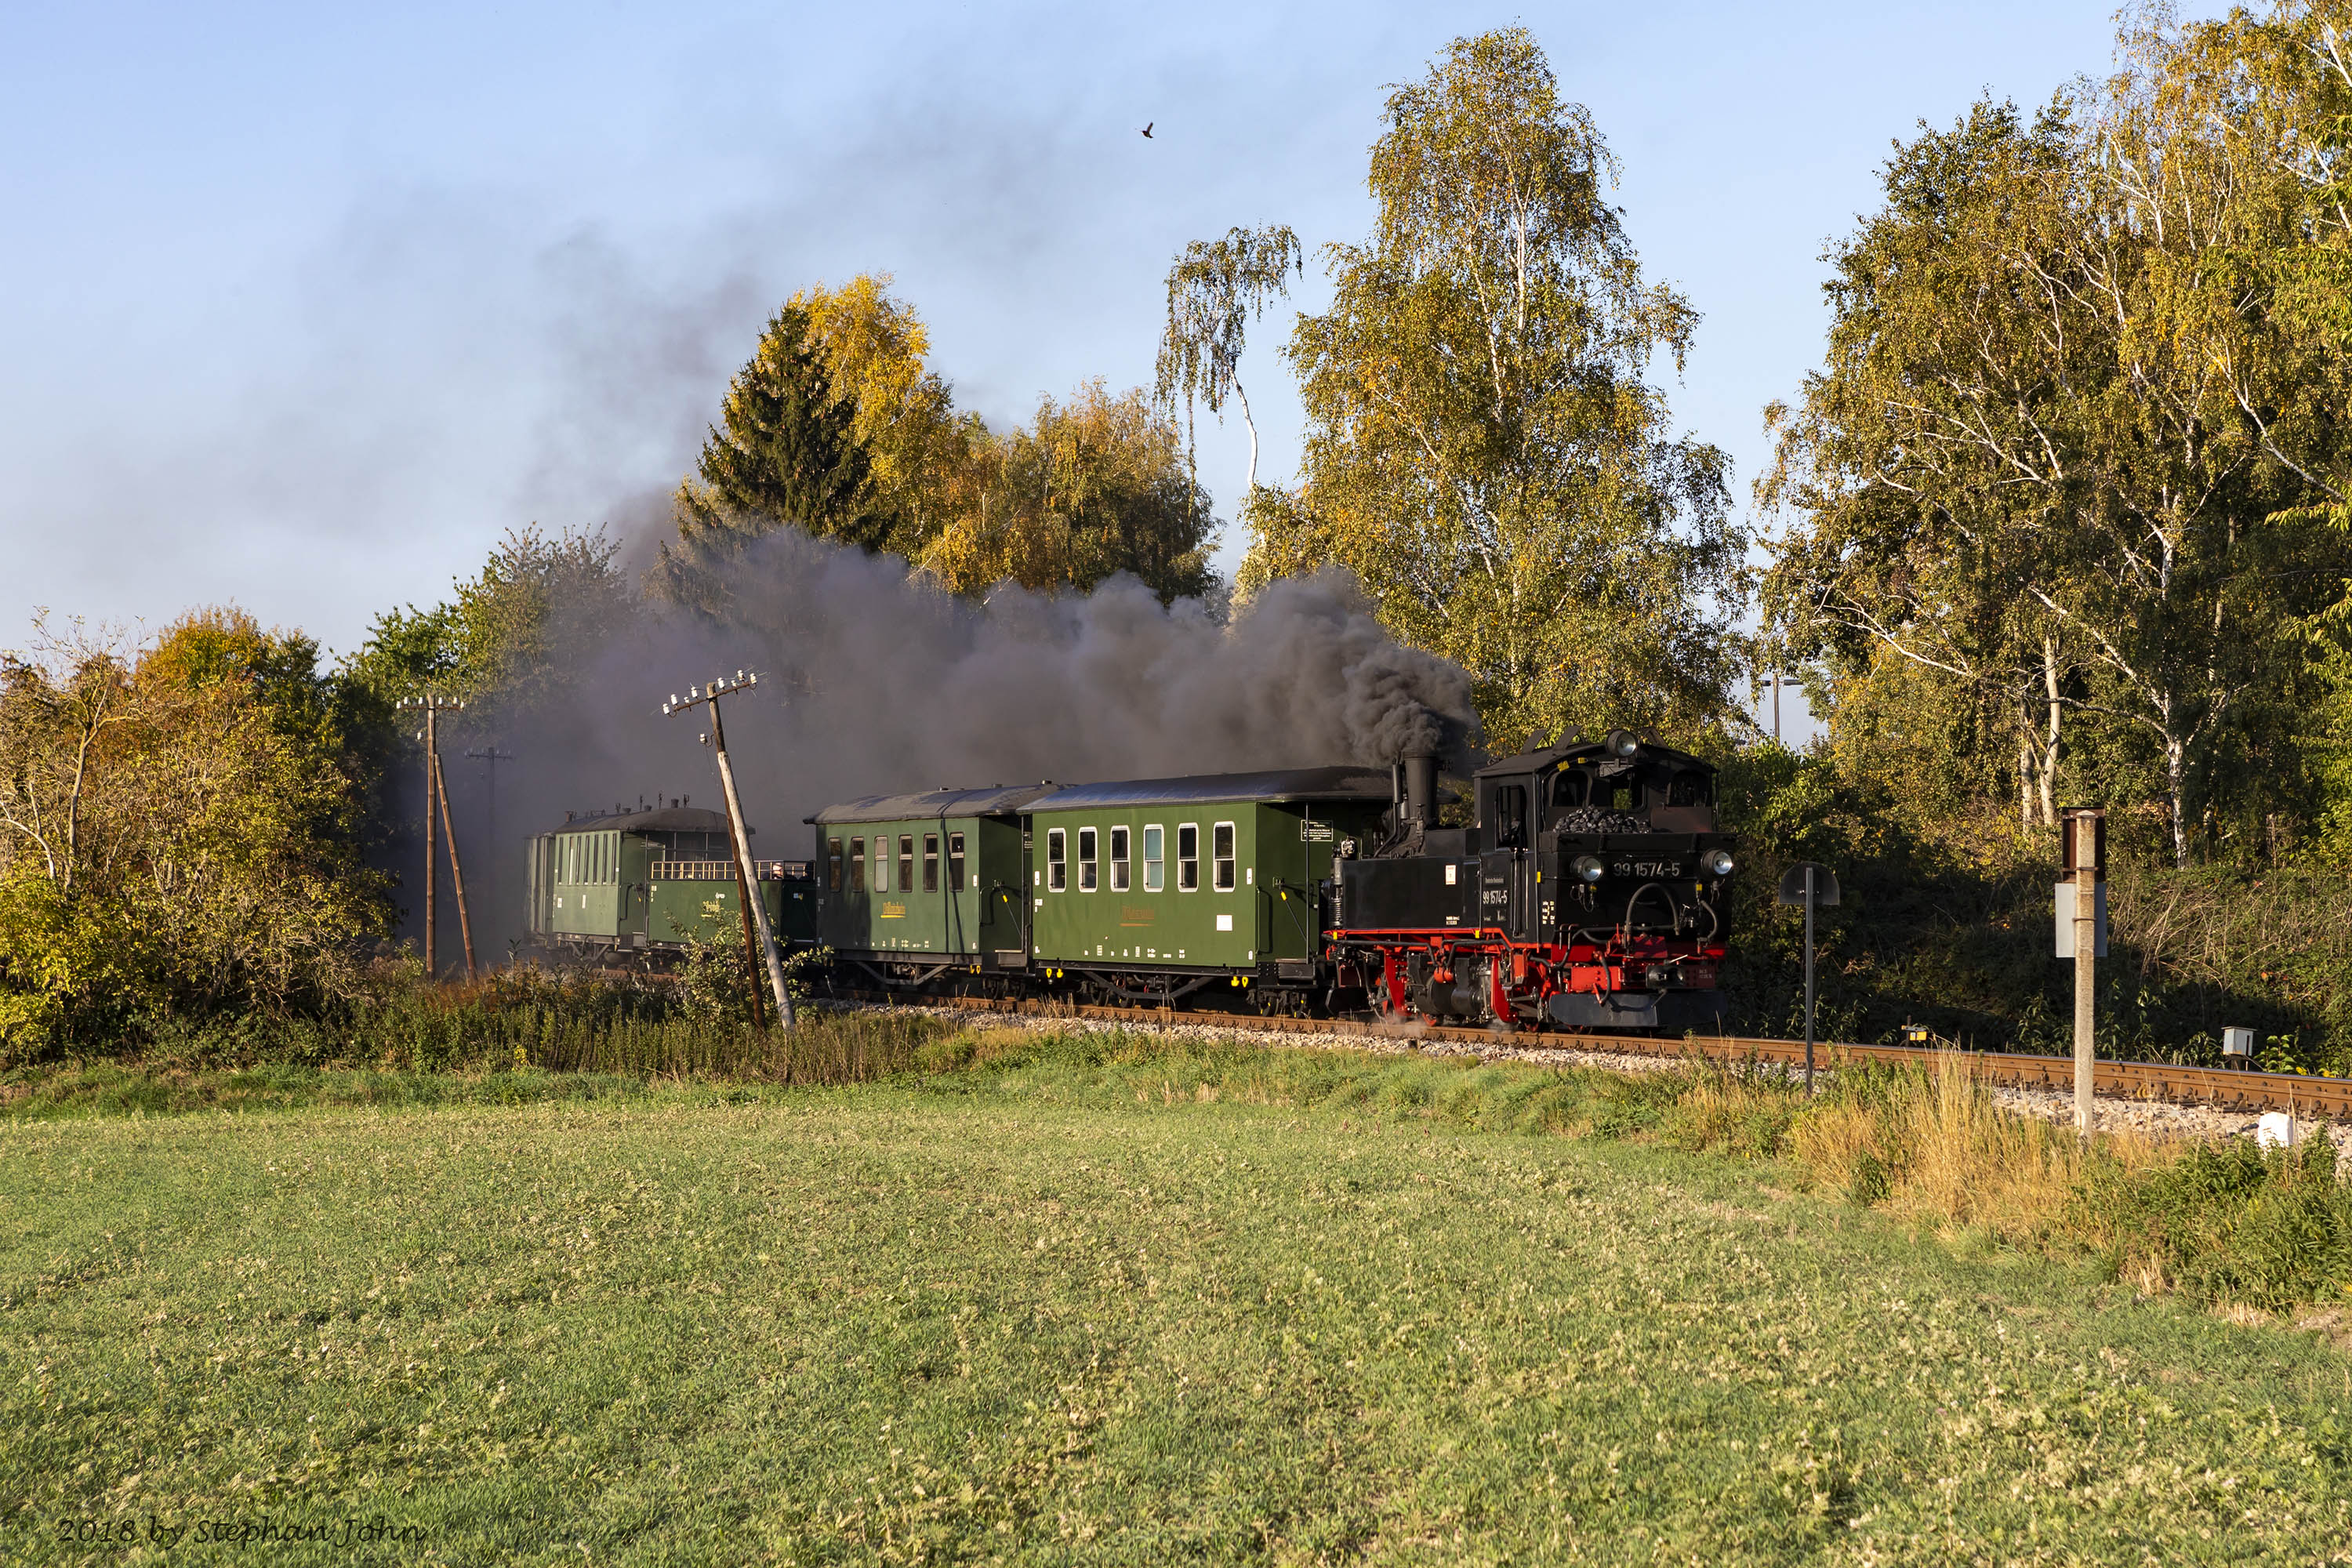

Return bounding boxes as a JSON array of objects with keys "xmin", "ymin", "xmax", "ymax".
[
  {"xmin": 399, "ymin": 694, "xmax": 466, "ymax": 979},
  {"xmin": 466, "ymin": 744, "xmax": 515, "ymax": 949},
  {"xmin": 664, "ymin": 672, "xmax": 793, "ymax": 1031},
  {"xmin": 1776, "ymin": 862, "xmax": 1840, "ymax": 1094}
]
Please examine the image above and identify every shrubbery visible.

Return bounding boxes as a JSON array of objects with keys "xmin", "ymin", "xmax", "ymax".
[{"xmin": 1717, "ymin": 744, "xmax": 2352, "ymax": 1073}]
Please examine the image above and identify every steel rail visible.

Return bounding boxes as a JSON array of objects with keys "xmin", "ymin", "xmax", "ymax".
[{"xmin": 886, "ymin": 991, "xmax": 2352, "ymax": 1120}]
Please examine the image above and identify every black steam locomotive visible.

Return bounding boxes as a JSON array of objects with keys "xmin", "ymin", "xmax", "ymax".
[{"xmin": 1329, "ymin": 731, "xmax": 1733, "ymax": 1031}]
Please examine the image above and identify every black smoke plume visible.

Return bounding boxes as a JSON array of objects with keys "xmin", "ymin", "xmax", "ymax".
[{"xmin": 430, "ymin": 529, "xmax": 1479, "ymax": 952}]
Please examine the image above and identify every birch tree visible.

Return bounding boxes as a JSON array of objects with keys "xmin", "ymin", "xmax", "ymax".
[
  {"xmin": 1154, "ymin": 225, "xmax": 1302, "ymax": 495},
  {"xmin": 1763, "ymin": 15, "xmax": 2352, "ymax": 863},
  {"xmin": 1239, "ymin": 28, "xmax": 1744, "ymax": 750}
]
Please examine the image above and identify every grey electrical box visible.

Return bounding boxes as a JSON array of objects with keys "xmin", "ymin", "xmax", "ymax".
[
  {"xmin": 2222, "ymin": 1026, "xmax": 2255, "ymax": 1059},
  {"xmin": 2054, "ymin": 880, "xmax": 2108, "ymax": 958}
]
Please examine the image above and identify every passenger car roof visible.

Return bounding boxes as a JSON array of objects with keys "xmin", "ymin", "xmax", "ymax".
[
  {"xmin": 1027, "ymin": 767, "xmax": 1394, "ymax": 811},
  {"xmin": 549, "ymin": 806, "xmax": 731, "ymax": 837},
  {"xmin": 809, "ymin": 783, "xmax": 1059, "ymax": 825}
]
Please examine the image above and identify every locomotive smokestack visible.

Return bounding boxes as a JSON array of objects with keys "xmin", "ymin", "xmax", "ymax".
[{"xmin": 1402, "ymin": 752, "xmax": 1438, "ymax": 826}]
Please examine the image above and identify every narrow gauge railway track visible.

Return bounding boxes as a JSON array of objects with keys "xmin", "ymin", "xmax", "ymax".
[{"xmin": 848, "ymin": 990, "xmax": 2352, "ymax": 1120}]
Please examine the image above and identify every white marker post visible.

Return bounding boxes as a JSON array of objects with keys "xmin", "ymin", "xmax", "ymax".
[{"xmin": 2056, "ymin": 808, "xmax": 2106, "ymax": 1137}]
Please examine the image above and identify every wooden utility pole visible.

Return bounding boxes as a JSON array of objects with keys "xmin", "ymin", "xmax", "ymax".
[
  {"xmin": 465, "ymin": 744, "xmax": 514, "ymax": 928},
  {"xmin": 663, "ymin": 672, "xmax": 793, "ymax": 1030},
  {"xmin": 432, "ymin": 751, "xmax": 477, "ymax": 981},
  {"xmin": 399, "ymin": 694, "xmax": 466, "ymax": 979},
  {"xmin": 2060, "ymin": 807, "xmax": 2106, "ymax": 1136}
]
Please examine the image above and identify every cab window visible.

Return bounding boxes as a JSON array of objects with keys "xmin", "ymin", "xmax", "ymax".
[
  {"xmin": 1493, "ymin": 784, "xmax": 1529, "ymax": 848},
  {"xmin": 1549, "ymin": 769, "xmax": 1588, "ymax": 810}
]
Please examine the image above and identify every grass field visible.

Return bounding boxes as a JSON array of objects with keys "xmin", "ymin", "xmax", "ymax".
[{"xmin": 6, "ymin": 1040, "xmax": 2352, "ymax": 1565}]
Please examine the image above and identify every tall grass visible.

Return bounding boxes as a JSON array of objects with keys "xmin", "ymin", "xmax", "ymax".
[
  {"xmin": 78, "ymin": 964, "xmax": 942, "ymax": 1087},
  {"xmin": 525, "ymin": 1007, "xmax": 934, "ymax": 1083},
  {"xmin": 1791, "ymin": 1054, "xmax": 2168, "ymax": 1239}
]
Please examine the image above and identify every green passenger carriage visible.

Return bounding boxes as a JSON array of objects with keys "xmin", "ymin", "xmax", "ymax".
[
  {"xmin": 807, "ymin": 785, "xmax": 1052, "ymax": 985},
  {"xmin": 1022, "ymin": 768, "xmax": 1392, "ymax": 1001},
  {"xmin": 525, "ymin": 804, "xmax": 816, "ymax": 956}
]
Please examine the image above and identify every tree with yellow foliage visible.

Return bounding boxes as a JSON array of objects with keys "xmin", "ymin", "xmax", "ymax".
[
  {"xmin": 917, "ymin": 381, "xmax": 1218, "ymax": 603},
  {"xmin": 0, "ymin": 611, "xmax": 384, "ymax": 1056},
  {"xmin": 662, "ymin": 274, "xmax": 1221, "ymax": 607}
]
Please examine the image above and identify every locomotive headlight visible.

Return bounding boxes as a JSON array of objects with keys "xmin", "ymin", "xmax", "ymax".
[
  {"xmin": 1572, "ymin": 854, "xmax": 1605, "ymax": 884},
  {"xmin": 1702, "ymin": 848, "xmax": 1735, "ymax": 877},
  {"xmin": 1604, "ymin": 728, "xmax": 1639, "ymax": 757}
]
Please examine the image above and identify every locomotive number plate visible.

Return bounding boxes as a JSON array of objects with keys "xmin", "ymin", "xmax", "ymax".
[{"xmin": 1613, "ymin": 862, "xmax": 1683, "ymax": 879}]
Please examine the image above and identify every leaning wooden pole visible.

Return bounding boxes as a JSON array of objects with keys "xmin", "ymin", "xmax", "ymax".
[
  {"xmin": 433, "ymin": 750, "xmax": 477, "ymax": 982},
  {"xmin": 423, "ymin": 702, "xmax": 438, "ymax": 979},
  {"xmin": 710, "ymin": 695, "xmax": 793, "ymax": 1030},
  {"xmin": 710, "ymin": 728, "xmax": 768, "ymax": 1033},
  {"xmin": 663, "ymin": 673, "xmax": 793, "ymax": 1032}
]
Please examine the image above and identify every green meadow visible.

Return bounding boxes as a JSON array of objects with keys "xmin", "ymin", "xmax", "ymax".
[{"xmin": 5, "ymin": 1036, "xmax": 2351, "ymax": 1565}]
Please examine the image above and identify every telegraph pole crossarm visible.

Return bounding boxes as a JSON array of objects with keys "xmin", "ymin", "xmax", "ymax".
[{"xmin": 663, "ymin": 672, "xmax": 794, "ymax": 1031}]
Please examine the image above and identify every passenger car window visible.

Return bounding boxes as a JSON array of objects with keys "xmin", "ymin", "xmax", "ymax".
[
  {"xmin": 1109, "ymin": 826, "xmax": 1130, "ymax": 891},
  {"xmin": 1212, "ymin": 822, "xmax": 1236, "ymax": 891},
  {"xmin": 1047, "ymin": 828, "xmax": 1067, "ymax": 891},
  {"xmin": 848, "ymin": 837, "xmax": 866, "ymax": 891},
  {"xmin": 828, "ymin": 837, "xmax": 844, "ymax": 891},
  {"xmin": 873, "ymin": 835, "xmax": 889, "ymax": 893},
  {"xmin": 948, "ymin": 832, "xmax": 966, "ymax": 891},
  {"xmin": 923, "ymin": 833, "xmax": 938, "ymax": 891},
  {"xmin": 1142, "ymin": 826, "xmax": 1163, "ymax": 891},
  {"xmin": 1077, "ymin": 826, "xmax": 1098, "ymax": 891},
  {"xmin": 898, "ymin": 835, "xmax": 914, "ymax": 892},
  {"xmin": 1178, "ymin": 824, "xmax": 1199, "ymax": 891}
]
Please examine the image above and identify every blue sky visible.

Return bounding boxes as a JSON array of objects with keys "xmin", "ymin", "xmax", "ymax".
[{"xmin": 2, "ymin": 0, "xmax": 2182, "ymax": 710}]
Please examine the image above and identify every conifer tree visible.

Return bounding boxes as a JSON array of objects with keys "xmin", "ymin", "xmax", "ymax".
[{"xmin": 655, "ymin": 302, "xmax": 887, "ymax": 615}]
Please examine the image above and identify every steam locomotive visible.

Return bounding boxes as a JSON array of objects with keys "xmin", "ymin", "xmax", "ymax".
[{"xmin": 526, "ymin": 731, "xmax": 1733, "ymax": 1031}]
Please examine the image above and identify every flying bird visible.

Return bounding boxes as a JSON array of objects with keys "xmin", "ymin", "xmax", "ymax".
[{"xmin": 1140, "ymin": 122, "xmax": 1153, "ymax": 139}]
